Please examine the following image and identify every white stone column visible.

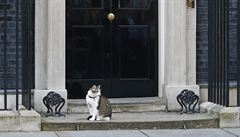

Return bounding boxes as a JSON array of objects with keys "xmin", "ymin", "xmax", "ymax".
[
  {"xmin": 34, "ymin": 0, "xmax": 67, "ymax": 112},
  {"xmin": 164, "ymin": 0, "xmax": 187, "ymax": 85},
  {"xmin": 162, "ymin": 0, "xmax": 199, "ymax": 111},
  {"xmin": 186, "ymin": 3, "xmax": 197, "ymax": 85},
  {"xmin": 35, "ymin": 0, "xmax": 48, "ymax": 90}
]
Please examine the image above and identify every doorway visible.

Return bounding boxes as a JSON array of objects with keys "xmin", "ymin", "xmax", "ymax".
[{"xmin": 66, "ymin": 0, "xmax": 158, "ymax": 98}]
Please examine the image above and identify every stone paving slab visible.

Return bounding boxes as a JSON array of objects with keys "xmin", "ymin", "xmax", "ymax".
[
  {"xmin": 56, "ymin": 130, "xmax": 146, "ymax": 137},
  {"xmin": 0, "ymin": 132, "xmax": 58, "ymax": 137},
  {"xmin": 141, "ymin": 129, "xmax": 236, "ymax": 137},
  {"xmin": 0, "ymin": 129, "xmax": 239, "ymax": 137},
  {"xmin": 223, "ymin": 128, "xmax": 240, "ymax": 136}
]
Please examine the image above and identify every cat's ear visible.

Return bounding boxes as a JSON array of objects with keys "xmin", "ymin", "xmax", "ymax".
[
  {"xmin": 97, "ymin": 85, "xmax": 101, "ymax": 89},
  {"xmin": 92, "ymin": 85, "xmax": 96, "ymax": 88}
]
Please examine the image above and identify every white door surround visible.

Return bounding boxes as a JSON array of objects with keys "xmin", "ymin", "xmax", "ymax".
[{"xmin": 33, "ymin": 0, "xmax": 198, "ymax": 112}]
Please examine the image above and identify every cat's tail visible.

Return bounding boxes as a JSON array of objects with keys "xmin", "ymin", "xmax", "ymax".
[{"xmin": 103, "ymin": 117, "xmax": 111, "ymax": 121}]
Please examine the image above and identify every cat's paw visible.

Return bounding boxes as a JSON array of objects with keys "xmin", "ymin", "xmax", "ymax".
[
  {"xmin": 87, "ymin": 115, "xmax": 92, "ymax": 120},
  {"xmin": 89, "ymin": 117, "xmax": 95, "ymax": 121}
]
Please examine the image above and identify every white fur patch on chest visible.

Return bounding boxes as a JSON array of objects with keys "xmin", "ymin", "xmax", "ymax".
[{"xmin": 86, "ymin": 95, "xmax": 99, "ymax": 107}]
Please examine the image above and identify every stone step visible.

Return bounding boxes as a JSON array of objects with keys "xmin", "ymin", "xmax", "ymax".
[
  {"xmin": 67, "ymin": 97, "xmax": 166, "ymax": 113},
  {"xmin": 41, "ymin": 112, "xmax": 219, "ymax": 131}
]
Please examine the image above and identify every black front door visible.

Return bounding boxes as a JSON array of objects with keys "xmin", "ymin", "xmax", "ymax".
[{"xmin": 66, "ymin": 0, "xmax": 158, "ymax": 99}]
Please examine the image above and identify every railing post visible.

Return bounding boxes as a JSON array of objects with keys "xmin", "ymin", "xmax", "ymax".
[
  {"xmin": 237, "ymin": 0, "xmax": 240, "ymax": 106},
  {"xmin": 224, "ymin": 0, "xmax": 229, "ymax": 107},
  {"xmin": 22, "ymin": 0, "xmax": 34, "ymax": 110},
  {"xmin": 3, "ymin": 0, "xmax": 8, "ymax": 110},
  {"xmin": 16, "ymin": 0, "xmax": 19, "ymax": 111}
]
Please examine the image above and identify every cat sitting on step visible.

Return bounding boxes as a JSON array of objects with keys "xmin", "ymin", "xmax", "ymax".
[{"xmin": 86, "ymin": 85, "xmax": 112, "ymax": 121}]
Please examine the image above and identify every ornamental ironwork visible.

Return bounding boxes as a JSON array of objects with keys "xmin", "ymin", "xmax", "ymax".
[
  {"xmin": 176, "ymin": 89, "xmax": 199, "ymax": 114},
  {"xmin": 43, "ymin": 91, "xmax": 65, "ymax": 117}
]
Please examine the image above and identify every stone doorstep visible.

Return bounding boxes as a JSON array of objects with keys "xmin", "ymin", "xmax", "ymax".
[
  {"xmin": 200, "ymin": 102, "xmax": 240, "ymax": 128},
  {"xmin": 42, "ymin": 119, "xmax": 219, "ymax": 131},
  {"xmin": 68, "ymin": 102, "xmax": 166, "ymax": 113},
  {"xmin": 0, "ymin": 109, "xmax": 41, "ymax": 131},
  {"xmin": 67, "ymin": 97, "xmax": 166, "ymax": 113},
  {"xmin": 41, "ymin": 112, "xmax": 218, "ymax": 131}
]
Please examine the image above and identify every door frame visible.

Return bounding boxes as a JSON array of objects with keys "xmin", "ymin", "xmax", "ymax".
[
  {"xmin": 158, "ymin": 0, "xmax": 165, "ymax": 98},
  {"xmin": 34, "ymin": 0, "xmax": 165, "ymax": 102}
]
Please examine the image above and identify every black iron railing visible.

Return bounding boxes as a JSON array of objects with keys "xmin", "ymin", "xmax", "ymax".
[
  {"xmin": 208, "ymin": 0, "xmax": 240, "ymax": 106},
  {"xmin": 208, "ymin": 0, "xmax": 229, "ymax": 106},
  {"xmin": 0, "ymin": 0, "xmax": 34, "ymax": 110}
]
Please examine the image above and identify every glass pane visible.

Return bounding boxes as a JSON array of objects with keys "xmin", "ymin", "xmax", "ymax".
[
  {"xmin": 70, "ymin": 27, "xmax": 104, "ymax": 79},
  {"xmin": 72, "ymin": 0, "xmax": 102, "ymax": 8},
  {"xmin": 119, "ymin": 26, "xmax": 149, "ymax": 79},
  {"xmin": 119, "ymin": 0, "xmax": 149, "ymax": 8}
]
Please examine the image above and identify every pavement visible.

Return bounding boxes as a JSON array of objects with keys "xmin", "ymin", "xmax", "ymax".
[{"xmin": 0, "ymin": 129, "xmax": 240, "ymax": 137}]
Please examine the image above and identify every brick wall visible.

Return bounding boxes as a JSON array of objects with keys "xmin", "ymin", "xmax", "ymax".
[
  {"xmin": 196, "ymin": 0, "xmax": 238, "ymax": 84},
  {"xmin": 196, "ymin": 0, "xmax": 208, "ymax": 84},
  {"xmin": 228, "ymin": 0, "xmax": 238, "ymax": 83},
  {"xmin": 0, "ymin": 0, "xmax": 22, "ymax": 89}
]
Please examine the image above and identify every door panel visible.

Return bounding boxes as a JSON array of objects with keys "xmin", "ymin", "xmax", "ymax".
[
  {"xmin": 70, "ymin": 26, "xmax": 105, "ymax": 79},
  {"xmin": 111, "ymin": 0, "xmax": 157, "ymax": 97},
  {"xmin": 66, "ymin": 0, "xmax": 158, "ymax": 98},
  {"xmin": 118, "ymin": 26, "xmax": 149, "ymax": 79}
]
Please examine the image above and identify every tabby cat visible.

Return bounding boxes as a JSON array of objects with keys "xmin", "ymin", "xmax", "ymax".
[{"xmin": 86, "ymin": 85, "xmax": 112, "ymax": 121}]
